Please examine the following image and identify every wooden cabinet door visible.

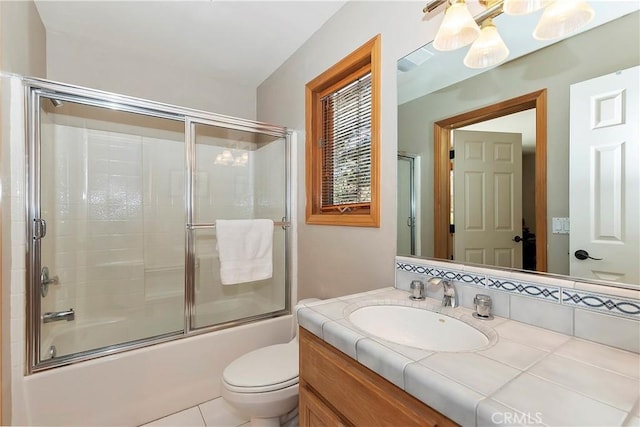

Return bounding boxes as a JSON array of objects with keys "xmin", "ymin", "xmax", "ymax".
[
  {"xmin": 299, "ymin": 328, "xmax": 458, "ymax": 427},
  {"xmin": 299, "ymin": 383, "xmax": 350, "ymax": 427}
]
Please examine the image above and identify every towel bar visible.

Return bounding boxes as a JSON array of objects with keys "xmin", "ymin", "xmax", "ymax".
[{"xmin": 187, "ymin": 221, "xmax": 290, "ymax": 230}]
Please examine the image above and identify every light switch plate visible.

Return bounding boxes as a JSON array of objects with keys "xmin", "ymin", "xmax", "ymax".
[{"xmin": 552, "ymin": 217, "xmax": 570, "ymax": 234}]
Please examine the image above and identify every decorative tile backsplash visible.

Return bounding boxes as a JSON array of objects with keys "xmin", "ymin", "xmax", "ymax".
[
  {"xmin": 396, "ymin": 258, "xmax": 640, "ymax": 320},
  {"xmin": 487, "ymin": 277, "xmax": 561, "ymax": 303},
  {"xmin": 562, "ymin": 289, "xmax": 640, "ymax": 317},
  {"xmin": 396, "ymin": 263, "xmax": 484, "ymax": 287}
]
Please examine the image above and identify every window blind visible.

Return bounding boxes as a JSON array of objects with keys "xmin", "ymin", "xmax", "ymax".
[{"xmin": 320, "ymin": 72, "xmax": 372, "ymax": 210}]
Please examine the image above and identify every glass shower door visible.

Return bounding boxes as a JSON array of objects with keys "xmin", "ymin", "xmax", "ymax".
[
  {"xmin": 189, "ymin": 121, "xmax": 288, "ymax": 329},
  {"xmin": 34, "ymin": 94, "xmax": 186, "ymax": 363}
]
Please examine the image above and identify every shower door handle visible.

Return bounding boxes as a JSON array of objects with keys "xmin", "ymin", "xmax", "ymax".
[{"xmin": 33, "ymin": 218, "xmax": 47, "ymax": 240}]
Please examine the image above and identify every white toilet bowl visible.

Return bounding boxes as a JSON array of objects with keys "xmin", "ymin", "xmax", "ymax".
[
  {"xmin": 222, "ymin": 340, "xmax": 299, "ymax": 426},
  {"xmin": 221, "ymin": 299, "xmax": 321, "ymax": 427}
]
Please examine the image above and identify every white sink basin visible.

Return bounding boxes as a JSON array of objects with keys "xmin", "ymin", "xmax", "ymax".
[{"xmin": 348, "ymin": 305, "xmax": 489, "ymax": 352}]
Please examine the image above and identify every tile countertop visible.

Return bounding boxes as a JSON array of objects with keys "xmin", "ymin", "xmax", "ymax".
[{"xmin": 295, "ymin": 287, "xmax": 640, "ymax": 427}]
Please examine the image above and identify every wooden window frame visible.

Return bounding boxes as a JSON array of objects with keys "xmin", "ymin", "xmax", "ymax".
[{"xmin": 305, "ymin": 34, "xmax": 381, "ymax": 227}]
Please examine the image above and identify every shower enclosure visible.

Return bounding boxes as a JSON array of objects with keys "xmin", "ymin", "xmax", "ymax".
[{"xmin": 25, "ymin": 79, "xmax": 292, "ymax": 372}]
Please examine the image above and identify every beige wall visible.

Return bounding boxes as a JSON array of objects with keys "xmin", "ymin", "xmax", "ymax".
[
  {"xmin": 256, "ymin": 0, "xmax": 450, "ymax": 299},
  {"xmin": 46, "ymin": 32, "xmax": 257, "ymax": 119},
  {"xmin": 0, "ymin": 1, "xmax": 47, "ymax": 424},
  {"xmin": 398, "ymin": 12, "xmax": 639, "ymax": 275},
  {"xmin": 0, "ymin": 0, "xmax": 47, "ymax": 77}
]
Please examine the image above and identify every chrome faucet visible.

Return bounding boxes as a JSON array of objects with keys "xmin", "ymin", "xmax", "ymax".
[
  {"xmin": 42, "ymin": 309, "xmax": 75, "ymax": 323},
  {"xmin": 427, "ymin": 278, "xmax": 458, "ymax": 308}
]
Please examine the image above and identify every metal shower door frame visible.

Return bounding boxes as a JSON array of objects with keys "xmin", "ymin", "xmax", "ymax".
[
  {"xmin": 24, "ymin": 77, "xmax": 292, "ymax": 373},
  {"xmin": 398, "ymin": 152, "xmax": 417, "ymax": 255}
]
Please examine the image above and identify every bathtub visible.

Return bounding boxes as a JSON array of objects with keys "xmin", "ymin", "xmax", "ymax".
[{"xmin": 20, "ymin": 313, "xmax": 294, "ymax": 426}]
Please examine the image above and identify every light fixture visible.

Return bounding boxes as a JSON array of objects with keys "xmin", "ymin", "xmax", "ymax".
[
  {"xmin": 503, "ymin": 0, "xmax": 552, "ymax": 16},
  {"xmin": 463, "ymin": 18, "xmax": 510, "ymax": 69},
  {"xmin": 423, "ymin": 0, "xmax": 595, "ymax": 69},
  {"xmin": 533, "ymin": 0, "xmax": 595, "ymax": 40},
  {"xmin": 433, "ymin": 0, "xmax": 480, "ymax": 51}
]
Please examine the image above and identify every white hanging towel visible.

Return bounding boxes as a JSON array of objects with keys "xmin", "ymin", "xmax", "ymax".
[{"xmin": 215, "ymin": 219, "xmax": 274, "ymax": 285}]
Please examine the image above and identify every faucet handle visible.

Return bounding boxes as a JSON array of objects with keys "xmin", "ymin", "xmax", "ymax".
[
  {"xmin": 410, "ymin": 280, "xmax": 425, "ymax": 301},
  {"xmin": 473, "ymin": 294, "xmax": 494, "ymax": 319}
]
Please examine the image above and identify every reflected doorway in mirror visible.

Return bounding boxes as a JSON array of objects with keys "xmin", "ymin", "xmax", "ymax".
[{"xmin": 433, "ymin": 90, "xmax": 548, "ymax": 272}]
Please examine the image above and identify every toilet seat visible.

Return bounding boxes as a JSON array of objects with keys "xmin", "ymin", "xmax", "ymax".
[{"xmin": 223, "ymin": 341, "xmax": 298, "ymax": 393}]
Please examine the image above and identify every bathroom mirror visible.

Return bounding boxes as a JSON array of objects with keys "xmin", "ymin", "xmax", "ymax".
[{"xmin": 397, "ymin": 3, "xmax": 640, "ymax": 290}]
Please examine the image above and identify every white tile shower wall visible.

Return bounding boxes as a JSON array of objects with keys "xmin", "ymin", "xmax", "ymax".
[
  {"xmin": 142, "ymin": 136, "xmax": 185, "ymax": 304},
  {"xmin": 395, "ymin": 256, "xmax": 640, "ymax": 353}
]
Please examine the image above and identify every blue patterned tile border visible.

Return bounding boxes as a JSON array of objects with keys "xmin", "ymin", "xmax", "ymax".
[
  {"xmin": 396, "ymin": 262, "xmax": 438, "ymax": 277},
  {"xmin": 487, "ymin": 277, "xmax": 560, "ymax": 303},
  {"xmin": 562, "ymin": 289, "xmax": 640, "ymax": 318},
  {"xmin": 395, "ymin": 259, "xmax": 640, "ymax": 320},
  {"xmin": 396, "ymin": 262, "xmax": 485, "ymax": 287}
]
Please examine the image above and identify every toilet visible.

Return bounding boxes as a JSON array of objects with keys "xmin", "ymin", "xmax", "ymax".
[{"xmin": 221, "ymin": 299, "xmax": 321, "ymax": 427}]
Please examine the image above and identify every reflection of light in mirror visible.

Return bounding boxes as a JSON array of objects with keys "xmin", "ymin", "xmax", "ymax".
[
  {"xmin": 214, "ymin": 150, "xmax": 249, "ymax": 167},
  {"xmin": 233, "ymin": 152, "xmax": 249, "ymax": 167}
]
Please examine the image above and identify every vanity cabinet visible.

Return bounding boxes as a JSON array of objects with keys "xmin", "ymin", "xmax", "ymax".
[{"xmin": 299, "ymin": 327, "xmax": 457, "ymax": 427}]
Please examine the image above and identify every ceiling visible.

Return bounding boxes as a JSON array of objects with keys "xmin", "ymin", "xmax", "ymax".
[{"xmin": 34, "ymin": 0, "xmax": 347, "ymax": 88}]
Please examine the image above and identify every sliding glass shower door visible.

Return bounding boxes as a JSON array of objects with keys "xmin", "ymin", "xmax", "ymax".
[
  {"xmin": 189, "ymin": 121, "xmax": 288, "ymax": 329},
  {"xmin": 33, "ymin": 95, "xmax": 187, "ymax": 363}
]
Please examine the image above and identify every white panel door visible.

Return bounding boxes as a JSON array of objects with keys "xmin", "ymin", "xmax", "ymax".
[
  {"xmin": 569, "ymin": 65, "xmax": 640, "ymax": 284},
  {"xmin": 454, "ymin": 130, "xmax": 523, "ymax": 268}
]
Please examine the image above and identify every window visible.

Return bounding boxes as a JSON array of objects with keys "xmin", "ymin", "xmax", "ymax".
[{"xmin": 305, "ymin": 35, "xmax": 381, "ymax": 227}]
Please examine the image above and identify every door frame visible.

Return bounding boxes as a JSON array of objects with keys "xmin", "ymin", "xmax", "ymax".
[{"xmin": 434, "ymin": 89, "xmax": 548, "ymax": 272}]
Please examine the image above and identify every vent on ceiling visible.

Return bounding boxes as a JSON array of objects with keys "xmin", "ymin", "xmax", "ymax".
[{"xmin": 397, "ymin": 46, "xmax": 435, "ymax": 73}]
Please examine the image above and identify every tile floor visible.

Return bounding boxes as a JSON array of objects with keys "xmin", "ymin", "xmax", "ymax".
[{"xmin": 141, "ymin": 397, "xmax": 249, "ymax": 427}]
